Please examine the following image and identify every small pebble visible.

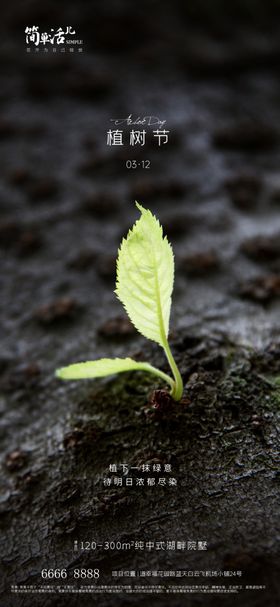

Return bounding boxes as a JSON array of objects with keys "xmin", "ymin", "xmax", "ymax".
[
  {"xmin": 63, "ymin": 429, "xmax": 85, "ymax": 450},
  {"xmin": 241, "ymin": 234, "xmax": 280, "ymax": 262},
  {"xmin": 239, "ymin": 274, "xmax": 280, "ymax": 302},
  {"xmin": 82, "ymin": 193, "xmax": 120, "ymax": 217},
  {"xmin": 180, "ymin": 250, "xmax": 219, "ymax": 275},
  {"xmin": 34, "ymin": 298, "xmax": 79, "ymax": 325},
  {"xmin": 96, "ymin": 255, "xmax": 116, "ymax": 280},
  {"xmin": 0, "ymin": 362, "xmax": 41, "ymax": 392},
  {"xmin": 224, "ymin": 174, "xmax": 262, "ymax": 210},
  {"xmin": 5, "ymin": 450, "xmax": 28, "ymax": 472},
  {"xmin": 8, "ymin": 168, "xmax": 31, "ymax": 186},
  {"xmin": 0, "ymin": 221, "xmax": 42, "ymax": 255},
  {"xmin": 17, "ymin": 230, "xmax": 42, "ymax": 255},
  {"xmin": 98, "ymin": 316, "xmax": 136, "ymax": 338},
  {"xmin": 67, "ymin": 249, "xmax": 97, "ymax": 271}
]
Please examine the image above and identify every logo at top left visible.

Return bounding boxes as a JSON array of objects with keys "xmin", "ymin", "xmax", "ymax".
[{"xmin": 25, "ymin": 26, "xmax": 84, "ymax": 53}]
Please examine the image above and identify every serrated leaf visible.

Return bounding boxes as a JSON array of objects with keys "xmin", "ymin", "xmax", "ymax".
[
  {"xmin": 56, "ymin": 357, "xmax": 173, "ymax": 388},
  {"xmin": 115, "ymin": 202, "xmax": 174, "ymax": 348},
  {"xmin": 55, "ymin": 204, "xmax": 183, "ymax": 401}
]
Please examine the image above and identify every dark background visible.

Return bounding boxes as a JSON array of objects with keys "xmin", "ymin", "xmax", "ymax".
[{"xmin": 1, "ymin": 2, "xmax": 280, "ymax": 606}]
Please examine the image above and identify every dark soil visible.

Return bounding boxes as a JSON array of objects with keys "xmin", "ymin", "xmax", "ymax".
[
  {"xmin": 1, "ymin": 2, "xmax": 280, "ymax": 607},
  {"xmin": 1, "ymin": 335, "xmax": 280, "ymax": 607}
]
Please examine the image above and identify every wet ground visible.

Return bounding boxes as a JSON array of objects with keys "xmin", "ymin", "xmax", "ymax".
[{"xmin": 0, "ymin": 2, "xmax": 280, "ymax": 606}]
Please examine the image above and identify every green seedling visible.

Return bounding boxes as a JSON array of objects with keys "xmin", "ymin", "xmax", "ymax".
[{"xmin": 56, "ymin": 203, "xmax": 183, "ymax": 401}]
